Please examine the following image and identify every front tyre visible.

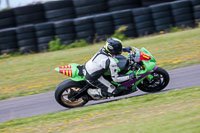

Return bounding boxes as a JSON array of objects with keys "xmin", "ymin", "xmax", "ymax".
[
  {"xmin": 137, "ymin": 67, "xmax": 170, "ymax": 92},
  {"xmin": 55, "ymin": 79, "xmax": 88, "ymax": 108}
]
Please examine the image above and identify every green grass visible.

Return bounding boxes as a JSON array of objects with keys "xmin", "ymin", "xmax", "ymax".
[
  {"xmin": 0, "ymin": 28, "xmax": 200, "ymax": 100},
  {"xmin": 0, "ymin": 86, "xmax": 199, "ymax": 133}
]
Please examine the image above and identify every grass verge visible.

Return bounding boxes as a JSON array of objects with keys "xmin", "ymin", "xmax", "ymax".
[
  {"xmin": 0, "ymin": 28, "xmax": 200, "ymax": 100},
  {"xmin": 0, "ymin": 86, "xmax": 199, "ymax": 133}
]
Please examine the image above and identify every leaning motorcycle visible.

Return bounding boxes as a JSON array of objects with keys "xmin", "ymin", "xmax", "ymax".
[{"xmin": 54, "ymin": 47, "xmax": 170, "ymax": 108}]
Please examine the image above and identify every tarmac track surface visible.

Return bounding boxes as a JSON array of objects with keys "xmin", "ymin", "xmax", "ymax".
[{"xmin": 0, "ymin": 64, "xmax": 200, "ymax": 123}]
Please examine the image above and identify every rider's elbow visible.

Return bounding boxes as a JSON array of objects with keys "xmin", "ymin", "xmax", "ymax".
[{"xmin": 112, "ymin": 77, "xmax": 123, "ymax": 83}]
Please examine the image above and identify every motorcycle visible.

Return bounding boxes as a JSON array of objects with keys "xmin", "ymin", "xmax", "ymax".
[{"xmin": 54, "ymin": 47, "xmax": 170, "ymax": 108}]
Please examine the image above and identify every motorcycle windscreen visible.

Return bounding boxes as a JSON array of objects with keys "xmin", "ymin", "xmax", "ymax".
[{"xmin": 114, "ymin": 55, "xmax": 129, "ymax": 73}]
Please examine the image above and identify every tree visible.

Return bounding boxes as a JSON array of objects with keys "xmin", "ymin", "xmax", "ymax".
[
  {"xmin": 0, "ymin": 0, "xmax": 10, "ymax": 9},
  {"xmin": 5, "ymin": 0, "xmax": 10, "ymax": 8}
]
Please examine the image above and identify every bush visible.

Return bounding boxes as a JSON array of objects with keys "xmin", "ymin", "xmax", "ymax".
[
  {"xmin": 66, "ymin": 40, "xmax": 88, "ymax": 49},
  {"xmin": 48, "ymin": 37, "xmax": 66, "ymax": 51},
  {"xmin": 0, "ymin": 52, "xmax": 21, "ymax": 59},
  {"xmin": 48, "ymin": 37, "xmax": 88, "ymax": 52},
  {"xmin": 169, "ymin": 27, "xmax": 184, "ymax": 33},
  {"xmin": 111, "ymin": 26, "xmax": 128, "ymax": 41}
]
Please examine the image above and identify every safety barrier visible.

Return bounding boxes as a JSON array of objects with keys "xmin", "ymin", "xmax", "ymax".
[{"xmin": 0, "ymin": 0, "xmax": 199, "ymax": 54}]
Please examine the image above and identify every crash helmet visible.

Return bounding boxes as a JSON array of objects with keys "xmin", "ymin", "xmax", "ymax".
[{"xmin": 105, "ymin": 38, "xmax": 122, "ymax": 55}]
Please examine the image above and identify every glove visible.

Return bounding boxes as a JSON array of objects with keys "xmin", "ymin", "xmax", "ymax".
[
  {"xmin": 129, "ymin": 72, "xmax": 135, "ymax": 79},
  {"xmin": 122, "ymin": 47, "xmax": 132, "ymax": 52}
]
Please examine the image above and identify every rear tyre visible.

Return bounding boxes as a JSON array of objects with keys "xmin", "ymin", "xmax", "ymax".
[
  {"xmin": 137, "ymin": 67, "xmax": 170, "ymax": 92},
  {"xmin": 55, "ymin": 79, "xmax": 89, "ymax": 108}
]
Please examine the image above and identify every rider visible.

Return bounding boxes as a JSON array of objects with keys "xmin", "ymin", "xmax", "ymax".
[{"xmin": 83, "ymin": 38, "xmax": 134, "ymax": 99}]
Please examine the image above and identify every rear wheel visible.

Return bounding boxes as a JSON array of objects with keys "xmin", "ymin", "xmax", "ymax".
[
  {"xmin": 55, "ymin": 79, "xmax": 88, "ymax": 108},
  {"xmin": 137, "ymin": 67, "xmax": 170, "ymax": 92}
]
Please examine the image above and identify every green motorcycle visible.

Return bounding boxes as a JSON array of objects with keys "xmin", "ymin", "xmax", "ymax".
[{"xmin": 55, "ymin": 47, "xmax": 170, "ymax": 108}]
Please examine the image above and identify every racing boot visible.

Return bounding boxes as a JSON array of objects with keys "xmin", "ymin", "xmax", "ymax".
[
  {"xmin": 112, "ymin": 87, "xmax": 124, "ymax": 96},
  {"xmin": 87, "ymin": 88, "xmax": 103, "ymax": 100}
]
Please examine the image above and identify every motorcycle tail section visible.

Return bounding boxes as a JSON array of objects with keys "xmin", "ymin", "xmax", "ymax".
[
  {"xmin": 55, "ymin": 65, "xmax": 73, "ymax": 77},
  {"xmin": 55, "ymin": 63, "xmax": 85, "ymax": 81}
]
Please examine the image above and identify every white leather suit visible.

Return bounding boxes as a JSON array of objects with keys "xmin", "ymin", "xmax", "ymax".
[{"xmin": 83, "ymin": 47, "xmax": 131, "ymax": 97}]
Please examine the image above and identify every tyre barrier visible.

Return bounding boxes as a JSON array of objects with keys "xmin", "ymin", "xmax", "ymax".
[
  {"xmin": 73, "ymin": 16, "xmax": 95, "ymax": 42},
  {"xmin": 0, "ymin": 28, "xmax": 18, "ymax": 54},
  {"xmin": 44, "ymin": 0, "xmax": 75, "ymax": 21},
  {"xmin": 150, "ymin": 2, "xmax": 174, "ymax": 32},
  {"xmin": 0, "ymin": 9, "xmax": 16, "ymax": 30},
  {"xmin": 16, "ymin": 25, "xmax": 37, "ymax": 53},
  {"xmin": 14, "ymin": 4, "xmax": 46, "ymax": 26},
  {"xmin": 112, "ymin": 9, "xmax": 137, "ymax": 37},
  {"xmin": 107, "ymin": 0, "xmax": 141, "ymax": 12},
  {"xmin": 73, "ymin": 0, "xmax": 108, "ymax": 17},
  {"xmin": 0, "ymin": 0, "xmax": 178, "ymax": 31},
  {"xmin": 132, "ymin": 7, "xmax": 155, "ymax": 36},
  {"xmin": 141, "ymin": 0, "xmax": 175, "ymax": 6},
  {"xmin": 54, "ymin": 19, "xmax": 75, "ymax": 45},
  {"xmin": 191, "ymin": 0, "xmax": 200, "ymax": 23},
  {"xmin": 93, "ymin": 12, "xmax": 114, "ymax": 41},
  {"xmin": 0, "ymin": 0, "xmax": 200, "ymax": 55},
  {"xmin": 35, "ymin": 22, "xmax": 55, "ymax": 52},
  {"xmin": 171, "ymin": 0, "xmax": 194, "ymax": 28}
]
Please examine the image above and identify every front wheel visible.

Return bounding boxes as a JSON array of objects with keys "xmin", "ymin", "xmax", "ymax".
[
  {"xmin": 55, "ymin": 79, "xmax": 89, "ymax": 108},
  {"xmin": 137, "ymin": 67, "xmax": 170, "ymax": 92}
]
